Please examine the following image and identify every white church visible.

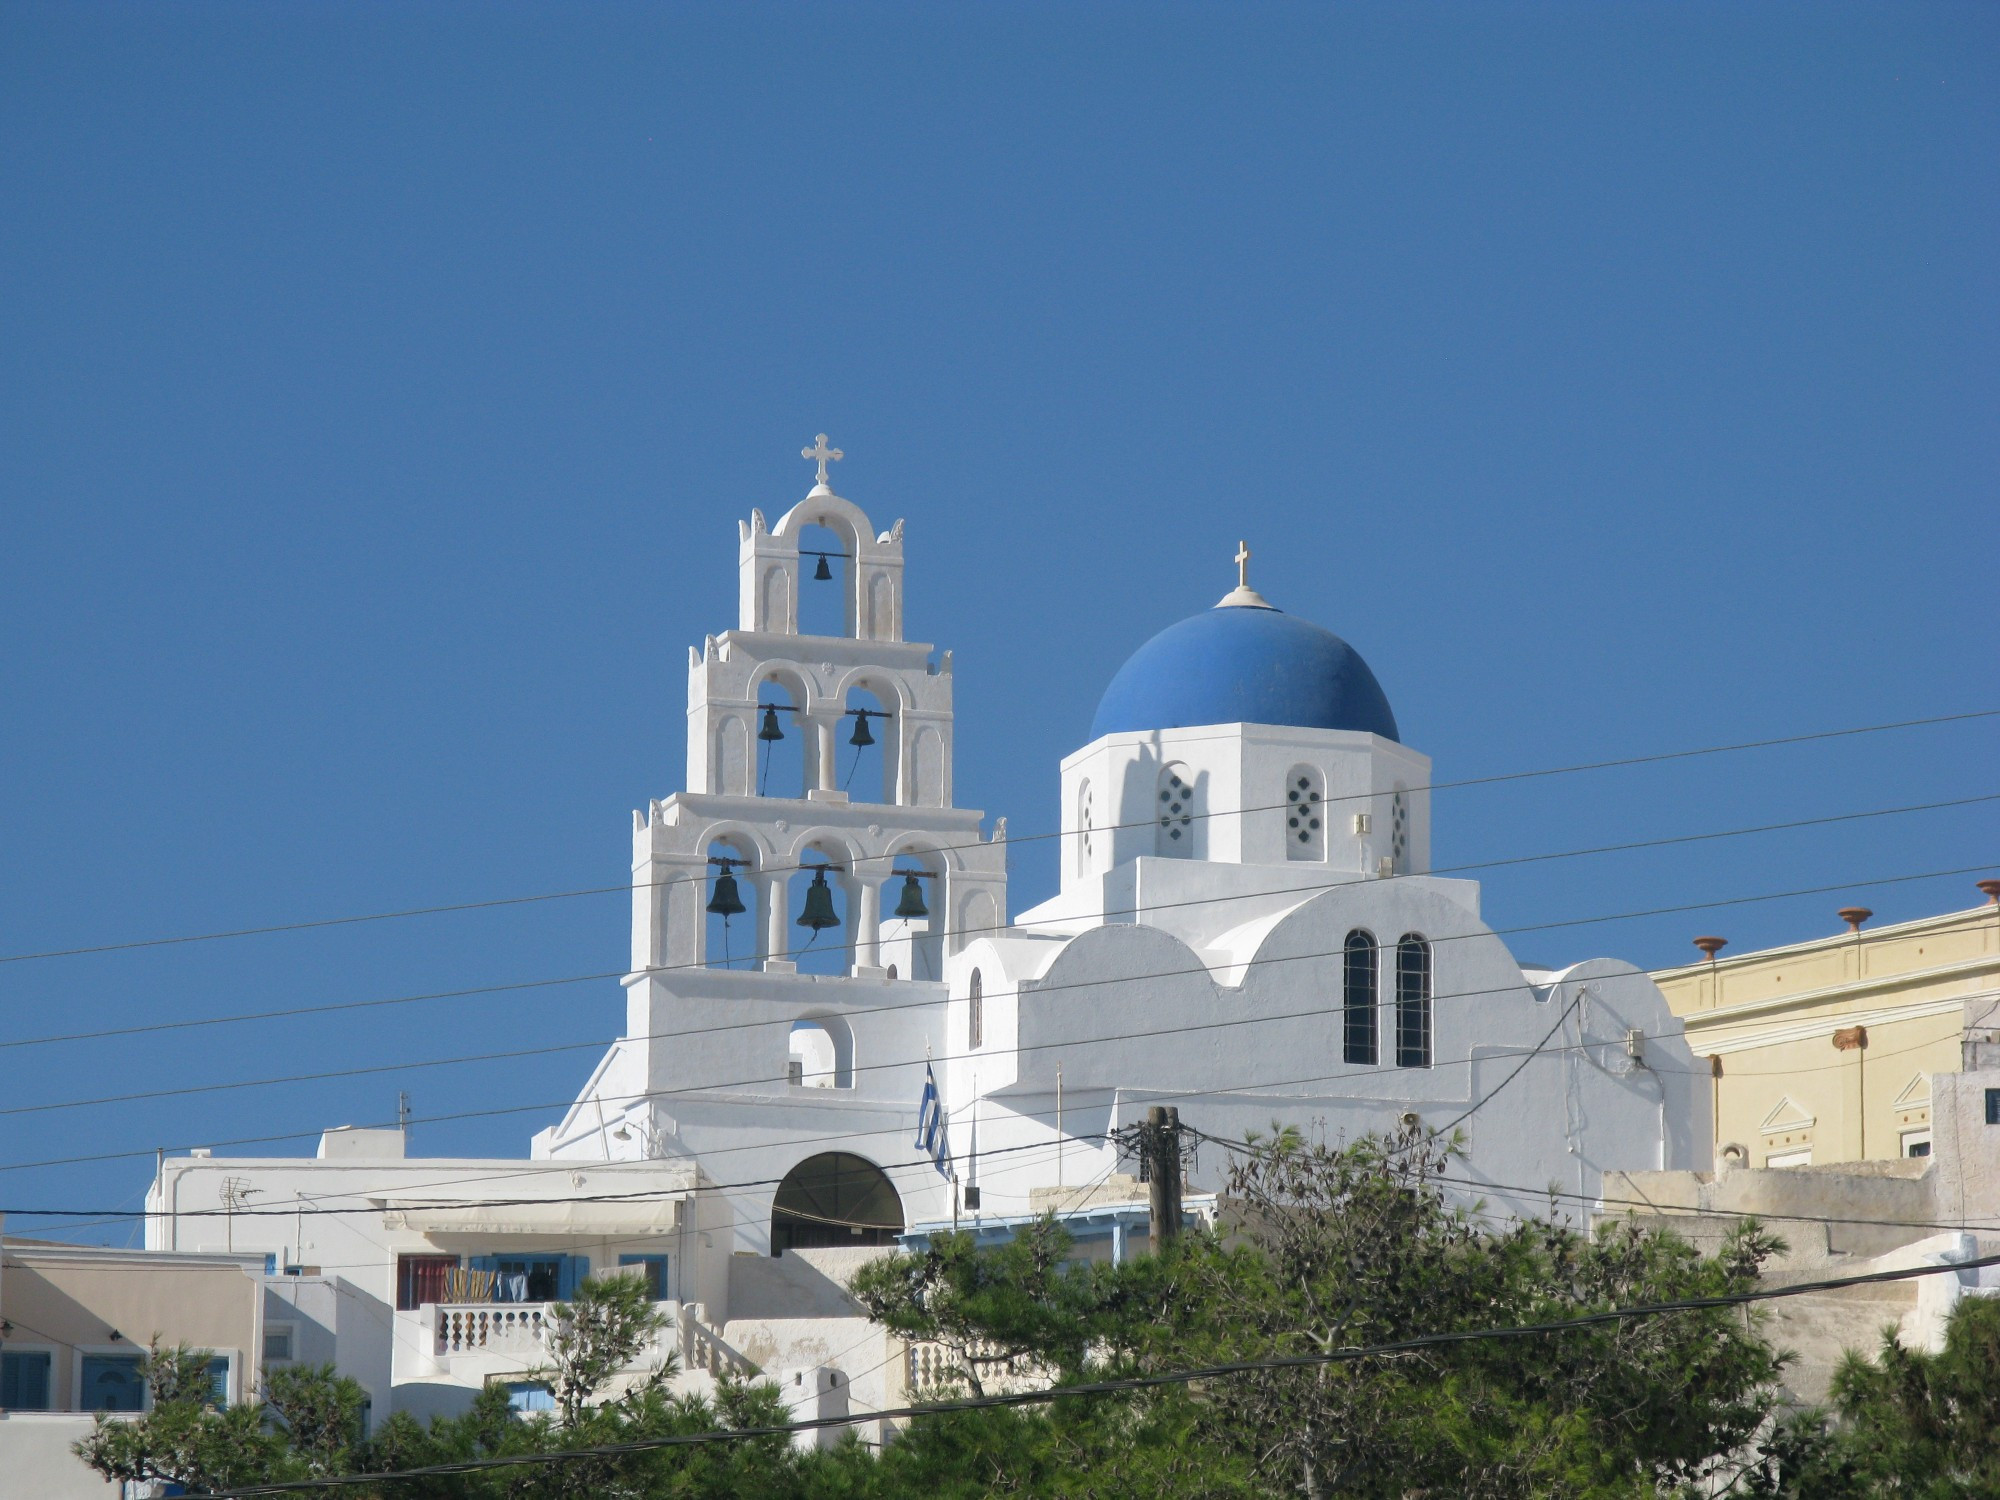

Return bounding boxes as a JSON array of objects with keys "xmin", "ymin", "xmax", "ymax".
[
  {"xmin": 534, "ymin": 441, "xmax": 1710, "ymax": 1252},
  {"xmin": 145, "ymin": 442, "xmax": 1708, "ymax": 1423}
]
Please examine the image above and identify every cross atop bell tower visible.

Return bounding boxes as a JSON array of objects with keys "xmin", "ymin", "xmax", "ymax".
[{"xmin": 802, "ymin": 433, "xmax": 843, "ymax": 491}]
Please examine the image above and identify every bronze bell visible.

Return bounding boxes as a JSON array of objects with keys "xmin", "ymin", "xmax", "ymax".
[
  {"xmin": 813, "ymin": 553, "xmax": 833, "ymax": 581},
  {"xmin": 848, "ymin": 712, "xmax": 874, "ymax": 748},
  {"xmin": 705, "ymin": 870, "xmax": 746, "ymax": 919},
  {"xmin": 796, "ymin": 868, "xmax": 841, "ymax": 931},
  {"xmin": 893, "ymin": 872, "xmax": 929, "ymax": 919},
  {"xmin": 759, "ymin": 705, "xmax": 785, "ymax": 742}
]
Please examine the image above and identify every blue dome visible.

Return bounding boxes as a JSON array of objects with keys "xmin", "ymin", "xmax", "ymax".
[{"xmin": 1089, "ymin": 603, "xmax": 1400, "ymax": 742}]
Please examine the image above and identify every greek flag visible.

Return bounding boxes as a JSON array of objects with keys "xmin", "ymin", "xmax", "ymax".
[{"xmin": 915, "ymin": 1063, "xmax": 952, "ymax": 1179}]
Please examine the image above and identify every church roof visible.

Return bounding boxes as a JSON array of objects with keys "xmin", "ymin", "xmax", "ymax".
[{"xmin": 1088, "ymin": 593, "xmax": 1400, "ymax": 743}]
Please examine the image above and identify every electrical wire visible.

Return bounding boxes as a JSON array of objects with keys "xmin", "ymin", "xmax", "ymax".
[
  {"xmin": 4, "ymin": 790, "xmax": 1988, "ymax": 1060},
  {"xmin": 0, "ymin": 858, "xmax": 1984, "ymax": 1128},
  {"xmin": 5, "ymin": 1014, "xmax": 1978, "ymax": 1243},
  {"xmin": 3, "ymin": 707, "xmax": 1990, "ymax": 968},
  {"xmin": 1437, "ymin": 991, "xmax": 1583, "ymax": 1131},
  {"xmin": 0, "ymin": 867, "xmax": 1982, "ymax": 1184},
  {"xmin": 1180, "ymin": 1131, "xmax": 2000, "ymax": 1235},
  {"xmin": 3, "ymin": 1135, "xmax": 1096, "ymax": 1224}
]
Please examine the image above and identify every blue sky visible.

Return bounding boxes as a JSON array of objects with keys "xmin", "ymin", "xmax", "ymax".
[{"xmin": 1, "ymin": 2, "xmax": 1994, "ymax": 1233}]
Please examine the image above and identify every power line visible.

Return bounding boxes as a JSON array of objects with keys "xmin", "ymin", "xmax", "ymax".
[
  {"xmin": 0, "ymin": 860, "xmax": 1979, "ymax": 1128},
  {"xmin": 200, "ymin": 1248, "xmax": 2000, "ymax": 1497},
  {"xmin": 3, "ymin": 707, "xmax": 1990, "ymax": 968},
  {"xmin": 17, "ymin": 1019, "xmax": 1990, "ymax": 1246},
  {"xmin": 1178, "ymin": 1133, "xmax": 1999, "ymax": 1236},
  {"xmin": 1, "ymin": 1135, "xmax": 1096, "ymax": 1223},
  {"xmin": 0, "ymin": 862, "xmax": 1981, "ymax": 1181},
  {"xmin": 7, "ymin": 785, "xmax": 1990, "ymax": 1056},
  {"xmin": 2, "ymin": 1026, "xmax": 1970, "ymax": 1231},
  {"xmin": 1437, "ymin": 991, "xmax": 1583, "ymax": 1131},
  {"xmin": 1438, "ymin": 1170, "xmax": 2000, "ymax": 1236}
]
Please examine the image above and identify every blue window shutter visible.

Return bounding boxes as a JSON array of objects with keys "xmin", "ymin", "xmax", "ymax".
[
  {"xmin": 468, "ymin": 1255, "xmax": 500, "ymax": 1275},
  {"xmin": 558, "ymin": 1255, "xmax": 587, "ymax": 1300},
  {"xmin": 2, "ymin": 1350, "xmax": 53, "ymax": 1409}
]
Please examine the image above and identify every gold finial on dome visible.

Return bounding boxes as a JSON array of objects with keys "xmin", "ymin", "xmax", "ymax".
[{"xmin": 1217, "ymin": 538, "xmax": 1274, "ymax": 609}]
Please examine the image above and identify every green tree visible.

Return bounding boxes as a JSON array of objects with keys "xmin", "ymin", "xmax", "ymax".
[
  {"xmin": 73, "ymin": 1338, "xmax": 286, "ymax": 1495},
  {"xmin": 852, "ymin": 1214, "xmax": 1114, "ymax": 1395},
  {"xmin": 857, "ymin": 1124, "xmax": 1796, "ymax": 1499},
  {"xmin": 264, "ymin": 1362, "xmax": 372, "ymax": 1479},
  {"xmin": 528, "ymin": 1268, "xmax": 675, "ymax": 1428},
  {"xmin": 1744, "ymin": 1291, "xmax": 2000, "ymax": 1498}
]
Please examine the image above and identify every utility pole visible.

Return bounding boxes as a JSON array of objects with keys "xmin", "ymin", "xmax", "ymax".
[{"xmin": 1145, "ymin": 1106, "xmax": 1182, "ymax": 1251}]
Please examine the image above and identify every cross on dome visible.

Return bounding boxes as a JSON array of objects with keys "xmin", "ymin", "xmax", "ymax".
[
  {"xmin": 802, "ymin": 433, "xmax": 844, "ymax": 489},
  {"xmin": 1218, "ymin": 538, "xmax": 1272, "ymax": 610}
]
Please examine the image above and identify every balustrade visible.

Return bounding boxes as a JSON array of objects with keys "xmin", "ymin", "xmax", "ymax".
[
  {"xmin": 433, "ymin": 1302, "xmax": 550, "ymax": 1356},
  {"xmin": 904, "ymin": 1337, "xmax": 1046, "ymax": 1394}
]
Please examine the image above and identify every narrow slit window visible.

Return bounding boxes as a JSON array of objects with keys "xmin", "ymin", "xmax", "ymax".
[
  {"xmin": 1395, "ymin": 934, "xmax": 1432, "ymax": 1068},
  {"xmin": 1343, "ymin": 930, "xmax": 1378, "ymax": 1065}
]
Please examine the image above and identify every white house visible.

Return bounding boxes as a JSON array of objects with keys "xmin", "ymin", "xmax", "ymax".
[{"xmin": 144, "ymin": 1126, "xmax": 742, "ymax": 1425}]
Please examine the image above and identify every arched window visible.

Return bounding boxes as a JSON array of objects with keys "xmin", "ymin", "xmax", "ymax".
[
  {"xmin": 967, "ymin": 968, "xmax": 983, "ymax": 1050},
  {"xmin": 753, "ymin": 675, "xmax": 807, "ymax": 798},
  {"xmin": 795, "ymin": 522, "xmax": 851, "ymax": 639},
  {"xmin": 1286, "ymin": 766, "xmax": 1325, "ymax": 861},
  {"xmin": 1343, "ymin": 930, "xmax": 1378, "ymax": 1065},
  {"xmin": 1155, "ymin": 765, "xmax": 1195, "ymax": 856},
  {"xmin": 838, "ymin": 681, "xmax": 899, "ymax": 805},
  {"xmin": 792, "ymin": 842, "xmax": 853, "ymax": 978},
  {"xmin": 788, "ymin": 1017, "xmax": 852, "ymax": 1089},
  {"xmin": 704, "ymin": 837, "xmax": 759, "ymax": 971},
  {"xmin": 1395, "ymin": 934, "xmax": 1432, "ymax": 1068},
  {"xmin": 769, "ymin": 1153, "xmax": 904, "ymax": 1255}
]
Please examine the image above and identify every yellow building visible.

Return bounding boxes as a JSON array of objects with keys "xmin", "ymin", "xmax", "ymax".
[{"xmin": 1654, "ymin": 883, "xmax": 2000, "ymax": 1170}]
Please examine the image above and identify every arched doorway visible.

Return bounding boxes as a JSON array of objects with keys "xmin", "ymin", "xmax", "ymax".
[{"xmin": 769, "ymin": 1152, "xmax": 904, "ymax": 1254}]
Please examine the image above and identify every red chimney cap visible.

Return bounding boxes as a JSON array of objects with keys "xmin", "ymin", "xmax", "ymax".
[
  {"xmin": 1692, "ymin": 936, "xmax": 1728, "ymax": 960},
  {"xmin": 1838, "ymin": 906, "xmax": 1873, "ymax": 933}
]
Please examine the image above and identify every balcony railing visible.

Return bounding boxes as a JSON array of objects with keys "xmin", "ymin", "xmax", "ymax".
[
  {"xmin": 906, "ymin": 1338, "xmax": 1048, "ymax": 1395},
  {"xmin": 680, "ymin": 1305, "xmax": 757, "ymax": 1379},
  {"xmin": 434, "ymin": 1302, "xmax": 552, "ymax": 1356},
  {"xmin": 427, "ymin": 1299, "xmax": 748, "ymax": 1381}
]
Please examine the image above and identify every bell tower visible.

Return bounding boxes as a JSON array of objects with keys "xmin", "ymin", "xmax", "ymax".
[{"xmin": 641, "ymin": 437, "xmax": 1004, "ymax": 982}]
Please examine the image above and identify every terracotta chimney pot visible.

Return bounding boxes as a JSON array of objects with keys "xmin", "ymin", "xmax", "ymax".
[{"xmin": 1837, "ymin": 907, "xmax": 1873, "ymax": 934}]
